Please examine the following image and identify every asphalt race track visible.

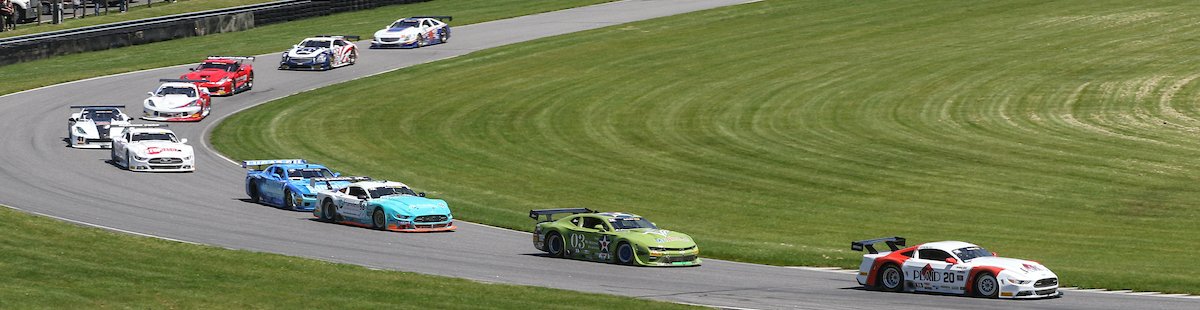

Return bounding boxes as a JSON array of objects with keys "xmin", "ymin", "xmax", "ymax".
[{"xmin": 2, "ymin": 1, "xmax": 1198, "ymax": 309}]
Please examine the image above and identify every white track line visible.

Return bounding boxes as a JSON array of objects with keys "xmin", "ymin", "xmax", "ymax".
[{"xmin": 1, "ymin": 204, "xmax": 200, "ymax": 245}]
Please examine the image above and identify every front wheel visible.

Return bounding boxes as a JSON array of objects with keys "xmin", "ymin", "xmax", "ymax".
[
  {"xmin": 124, "ymin": 151, "xmax": 131, "ymax": 170},
  {"xmin": 974, "ymin": 273, "xmax": 999, "ymax": 298},
  {"xmin": 878, "ymin": 264, "xmax": 904, "ymax": 292},
  {"xmin": 616, "ymin": 242, "xmax": 636, "ymax": 265},
  {"xmin": 371, "ymin": 208, "xmax": 386, "ymax": 230},
  {"xmin": 283, "ymin": 189, "xmax": 298, "ymax": 210}
]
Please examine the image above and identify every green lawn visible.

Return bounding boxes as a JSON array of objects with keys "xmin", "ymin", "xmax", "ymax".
[
  {"xmin": 0, "ymin": 0, "xmax": 612, "ymax": 95},
  {"xmin": 1, "ymin": 0, "xmax": 279, "ymax": 39},
  {"xmin": 0, "ymin": 207, "xmax": 697, "ymax": 309},
  {"xmin": 213, "ymin": 0, "xmax": 1200, "ymax": 294}
]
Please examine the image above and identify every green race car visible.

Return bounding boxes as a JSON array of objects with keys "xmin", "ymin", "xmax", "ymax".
[{"xmin": 530, "ymin": 208, "xmax": 701, "ymax": 267}]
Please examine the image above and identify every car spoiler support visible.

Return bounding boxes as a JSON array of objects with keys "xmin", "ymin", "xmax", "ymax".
[
  {"xmin": 851, "ymin": 236, "xmax": 906, "ymax": 254},
  {"xmin": 159, "ymin": 78, "xmax": 209, "ymax": 84},
  {"xmin": 310, "ymin": 176, "xmax": 371, "ymax": 190},
  {"xmin": 413, "ymin": 15, "xmax": 453, "ymax": 22},
  {"xmin": 529, "ymin": 208, "xmax": 595, "ymax": 222},
  {"xmin": 242, "ymin": 159, "xmax": 307, "ymax": 169},
  {"xmin": 70, "ymin": 105, "xmax": 126, "ymax": 109}
]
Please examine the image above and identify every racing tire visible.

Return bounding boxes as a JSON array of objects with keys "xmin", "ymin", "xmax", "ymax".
[
  {"xmin": 974, "ymin": 273, "xmax": 1000, "ymax": 298},
  {"xmin": 247, "ymin": 181, "xmax": 260, "ymax": 203},
  {"xmin": 283, "ymin": 189, "xmax": 296, "ymax": 210},
  {"xmin": 242, "ymin": 73, "xmax": 254, "ymax": 92},
  {"xmin": 319, "ymin": 199, "xmax": 336, "ymax": 222},
  {"xmin": 616, "ymin": 242, "xmax": 636, "ymax": 265},
  {"xmin": 878, "ymin": 264, "xmax": 904, "ymax": 292},
  {"xmin": 348, "ymin": 50, "xmax": 357, "ymax": 65},
  {"xmin": 124, "ymin": 151, "xmax": 131, "ymax": 170},
  {"xmin": 371, "ymin": 208, "xmax": 386, "ymax": 231},
  {"xmin": 438, "ymin": 29, "xmax": 448, "ymax": 44},
  {"xmin": 545, "ymin": 232, "xmax": 565, "ymax": 258}
]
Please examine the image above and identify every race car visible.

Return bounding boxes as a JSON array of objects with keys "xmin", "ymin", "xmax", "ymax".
[
  {"xmin": 180, "ymin": 56, "xmax": 255, "ymax": 96},
  {"xmin": 530, "ymin": 208, "xmax": 701, "ymax": 267},
  {"xmin": 243, "ymin": 159, "xmax": 354, "ymax": 211},
  {"xmin": 279, "ymin": 36, "xmax": 359, "ymax": 70},
  {"xmin": 371, "ymin": 16, "xmax": 451, "ymax": 48},
  {"xmin": 110, "ymin": 124, "xmax": 195, "ymax": 172},
  {"xmin": 142, "ymin": 79, "xmax": 212, "ymax": 122},
  {"xmin": 313, "ymin": 178, "xmax": 456, "ymax": 232},
  {"xmin": 67, "ymin": 105, "xmax": 132, "ymax": 149},
  {"xmin": 852, "ymin": 237, "xmax": 1061, "ymax": 299}
]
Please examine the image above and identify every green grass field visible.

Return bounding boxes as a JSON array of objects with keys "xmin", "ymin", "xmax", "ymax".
[
  {"xmin": 0, "ymin": 207, "xmax": 697, "ymax": 309},
  {"xmin": 1, "ymin": 0, "xmax": 278, "ymax": 39},
  {"xmin": 0, "ymin": 0, "xmax": 611, "ymax": 95},
  {"xmin": 213, "ymin": 0, "xmax": 1200, "ymax": 294}
]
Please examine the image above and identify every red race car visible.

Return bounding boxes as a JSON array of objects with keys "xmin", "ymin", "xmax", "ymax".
[{"xmin": 180, "ymin": 56, "xmax": 255, "ymax": 96}]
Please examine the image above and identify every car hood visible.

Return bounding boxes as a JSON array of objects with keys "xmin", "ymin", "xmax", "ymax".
[
  {"xmin": 373, "ymin": 196, "xmax": 450, "ymax": 216},
  {"xmin": 967, "ymin": 257, "xmax": 1056, "ymax": 278},
  {"xmin": 145, "ymin": 95, "xmax": 199, "ymax": 110},
  {"xmin": 127, "ymin": 141, "xmax": 193, "ymax": 157},
  {"xmin": 181, "ymin": 70, "xmax": 229, "ymax": 83},
  {"xmin": 376, "ymin": 27, "xmax": 419, "ymax": 37},
  {"xmin": 617, "ymin": 228, "xmax": 696, "ymax": 248},
  {"xmin": 73, "ymin": 120, "xmax": 130, "ymax": 138},
  {"xmin": 287, "ymin": 47, "xmax": 329, "ymax": 58}
]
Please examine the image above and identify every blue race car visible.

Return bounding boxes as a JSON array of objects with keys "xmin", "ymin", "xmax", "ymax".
[{"xmin": 243, "ymin": 159, "xmax": 351, "ymax": 211}]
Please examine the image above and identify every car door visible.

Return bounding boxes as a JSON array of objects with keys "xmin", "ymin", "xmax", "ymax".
[
  {"xmin": 564, "ymin": 215, "xmax": 606, "ymax": 261},
  {"xmin": 260, "ymin": 166, "xmax": 285, "ymax": 203},
  {"xmin": 339, "ymin": 186, "xmax": 368, "ymax": 220},
  {"xmin": 903, "ymin": 249, "xmax": 967, "ymax": 294},
  {"xmin": 112, "ymin": 130, "xmax": 129, "ymax": 161}
]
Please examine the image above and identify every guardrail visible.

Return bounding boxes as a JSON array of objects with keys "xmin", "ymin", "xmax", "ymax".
[{"xmin": 0, "ymin": 0, "xmax": 427, "ymax": 66}]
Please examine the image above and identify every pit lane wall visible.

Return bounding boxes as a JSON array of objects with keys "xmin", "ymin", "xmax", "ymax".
[{"xmin": 0, "ymin": 0, "xmax": 427, "ymax": 67}]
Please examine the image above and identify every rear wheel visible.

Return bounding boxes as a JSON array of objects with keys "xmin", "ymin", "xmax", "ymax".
[
  {"xmin": 975, "ymin": 273, "xmax": 999, "ymax": 298},
  {"xmin": 438, "ymin": 29, "xmax": 448, "ymax": 43},
  {"xmin": 371, "ymin": 208, "xmax": 386, "ymax": 230},
  {"xmin": 247, "ymin": 181, "xmax": 260, "ymax": 203},
  {"xmin": 878, "ymin": 264, "xmax": 904, "ymax": 292},
  {"xmin": 348, "ymin": 50, "xmax": 357, "ymax": 65},
  {"xmin": 616, "ymin": 242, "xmax": 636, "ymax": 265},
  {"xmin": 242, "ymin": 73, "xmax": 254, "ymax": 92},
  {"xmin": 546, "ymin": 232, "xmax": 564, "ymax": 257},
  {"xmin": 319, "ymin": 199, "xmax": 336, "ymax": 222}
]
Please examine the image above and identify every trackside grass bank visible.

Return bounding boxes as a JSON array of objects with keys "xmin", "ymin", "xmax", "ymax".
[
  {"xmin": 0, "ymin": 0, "xmax": 612, "ymax": 96},
  {"xmin": 214, "ymin": 0, "xmax": 1200, "ymax": 294},
  {"xmin": 0, "ymin": 0, "xmax": 279, "ymax": 39},
  {"xmin": 0, "ymin": 207, "xmax": 698, "ymax": 309}
]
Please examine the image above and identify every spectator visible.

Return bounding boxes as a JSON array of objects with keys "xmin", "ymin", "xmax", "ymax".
[{"xmin": 0, "ymin": 0, "xmax": 14, "ymax": 32}]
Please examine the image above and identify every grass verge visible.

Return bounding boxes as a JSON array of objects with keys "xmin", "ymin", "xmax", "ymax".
[
  {"xmin": 0, "ymin": 0, "xmax": 611, "ymax": 95},
  {"xmin": 214, "ymin": 0, "xmax": 1200, "ymax": 294},
  {"xmin": 0, "ymin": 206, "xmax": 699, "ymax": 309},
  {"xmin": 1, "ymin": 0, "xmax": 279, "ymax": 39}
]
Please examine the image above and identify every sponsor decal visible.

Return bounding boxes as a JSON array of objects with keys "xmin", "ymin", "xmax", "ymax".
[
  {"xmin": 643, "ymin": 229, "xmax": 671, "ymax": 237},
  {"xmin": 597, "ymin": 235, "xmax": 611, "ymax": 260},
  {"xmin": 146, "ymin": 147, "xmax": 180, "ymax": 155},
  {"xmin": 1020, "ymin": 263, "xmax": 1042, "ymax": 273}
]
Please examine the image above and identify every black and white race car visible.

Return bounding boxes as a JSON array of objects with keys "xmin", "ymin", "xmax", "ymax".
[{"xmin": 68, "ymin": 105, "xmax": 132, "ymax": 149}]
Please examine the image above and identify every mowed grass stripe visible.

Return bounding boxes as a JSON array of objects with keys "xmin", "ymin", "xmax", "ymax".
[{"xmin": 215, "ymin": 0, "xmax": 1200, "ymax": 293}]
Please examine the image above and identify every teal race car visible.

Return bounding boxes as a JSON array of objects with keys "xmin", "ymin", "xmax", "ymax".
[{"xmin": 530, "ymin": 208, "xmax": 701, "ymax": 267}]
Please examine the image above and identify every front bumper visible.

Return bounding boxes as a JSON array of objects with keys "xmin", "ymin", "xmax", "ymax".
[
  {"xmin": 70, "ymin": 136, "xmax": 112, "ymax": 149},
  {"xmin": 198, "ymin": 82, "xmax": 233, "ymax": 96},
  {"xmin": 371, "ymin": 37, "xmax": 420, "ymax": 49},
  {"xmin": 143, "ymin": 108, "xmax": 206, "ymax": 122},
  {"xmin": 127, "ymin": 156, "xmax": 195, "ymax": 172},
  {"xmin": 388, "ymin": 220, "xmax": 457, "ymax": 232},
  {"xmin": 637, "ymin": 248, "xmax": 702, "ymax": 267},
  {"xmin": 280, "ymin": 58, "xmax": 329, "ymax": 70},
  {"xmin": 1000, "ymin": 282, "xmax": 1061, "ymax": 299}
]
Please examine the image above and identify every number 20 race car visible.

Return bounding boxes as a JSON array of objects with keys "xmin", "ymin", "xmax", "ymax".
[
  {"xmin": 531, "ymin": 208, "xmax": 701, "ymax": 266},
  {"xmin": 852, "ymin": 237, "xmax": 1061, "ymax": 299}
]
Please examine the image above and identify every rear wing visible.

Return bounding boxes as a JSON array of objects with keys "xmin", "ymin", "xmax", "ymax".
[
  {"xmin": 529, "ymin": 208, "xmax": 595, "ymax": 222},
  {"xmin": 207, "ymin": 56, "xmax": 255, "ymax": 62},
  {"xmin": 310, "ymin": 176, "xmax": 371, "ymax": 190},
  {"xmin": 851, "ymin": 236, "xmax": 906, "ymax": 254},
  {"xmin": 316, "ymin": 35, "xmax": 361, "ymax": 40},
  {"xmin": 242, "ymin": 159, "xmax": 306, "ymax": 170},
  {"xmin": 159, "ymin": 79, "xmax": 208, "ymax": 84},
  {"xmin": 70, "ymin": 105, "xmax": 125, "ymax": 109},
  {"xmin": 413, "ymin": 15, "xmax": 453, "ymax": 22},
  {"xmin": 123, "ymin": 124, "xmax": 167, "ymax": 128}
]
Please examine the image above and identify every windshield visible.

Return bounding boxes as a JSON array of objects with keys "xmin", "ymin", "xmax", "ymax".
[
  {"xmin": 368, "ymin": 186, "xmax": 417, "ymax": 198},
  {"xmin": 952, "ymin": 246, "xmax": 993, "ymax": 261},
  {"xmin": 300, "ymin": 40, "xmax": 330, "ymax": 48},
  {"xmin": 157, "ymin": 86, "xmax": 196, "ymax": 97},
  {"xmin": 131, "ymin": 132, "xmax": 177, "ymax": 142},
  {"xmin": 609, "ymin": 217, "xmax": 657, "ymax": 230},
  {"xmin": 195, "ymin": 63, "xmax": 235, "ymax": 71},
  {"xmin": 86, "ymin": 109, "xmax": 123, "ymax": 122},
  {"xmin": 287, "ymin": 168, "xmax": 334, "ymax": 179},
  {"xmin": 390, "ymin": 21, "xmax": 419, "ymax": 28}
]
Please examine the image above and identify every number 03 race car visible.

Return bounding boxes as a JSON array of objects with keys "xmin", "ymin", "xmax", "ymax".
[
  {"xmin": 852, "ymin": 237, "xmax": 1061, "ymax": 299},
  {"xmin": 531, "ymin": 209, "xmax": 701, "ymax": 267}
]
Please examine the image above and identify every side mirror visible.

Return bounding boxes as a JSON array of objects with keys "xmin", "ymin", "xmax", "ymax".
[
  {"xmin": 592, "ymin": 225, "xmax": 605, "ymax": 231},
  {"xmin": 68, "ymin": 118, "xmax": 75, "ymax": 122},
  {"xmin": 418, "ymin": 192, "xmax": 426, "ymax": 197},
  {"xmin": 147, "ymin": 91, "xmax": 155, "ymax": 96},
  {"xmin": 179, "ymin": 138, "xmax": 188, "ymax": 144},
  {"xmin": 356, "ymin": 195, "xmax": 368, "ymax": 200},
  {"xmin": 991, "ymin": 252, "xmax": 998, "ymax": 257},
  {"xmin": 944, "ymin": 258, "xmax": 958, "ymax": 264},
  {"xmin": 188, "ymin": 68, "xmax": 195, "ymax": 71},
  {"xmin": 333, "ymin": 172, "xmax": 341, "ymax": 177}
]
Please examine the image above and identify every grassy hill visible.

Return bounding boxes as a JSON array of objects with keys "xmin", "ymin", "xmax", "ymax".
[{"xmin": 214, "ymin": 0, "xmax": 1200, "ymax": 293}]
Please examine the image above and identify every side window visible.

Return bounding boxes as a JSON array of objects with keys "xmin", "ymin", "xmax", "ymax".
[
  {"xmin": 918, "ymin": 249, "xmax": 952, "ymax": 261},
  {"xmin": 271, "ymin": 167, "xmax": 284, "ymax": 179},
  {"xmin": 569, "ymin": 217, "xmax": 581, "ymax": 227},
  {"xmin": 581, "ymin": 217, "xmax": 606, "ymax": 231},
  {"xmin": 348, "ymin": 187, "xmax": 367, "ymax": 198}
]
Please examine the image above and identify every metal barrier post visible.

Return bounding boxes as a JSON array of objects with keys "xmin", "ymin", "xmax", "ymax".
[
  {"xmin": 120, "ymin": 0, "xmax": 127, "ymax": 13},
  {"xmin": 52, "ymin": 2, "xmax": 62, "ymax": 24}
]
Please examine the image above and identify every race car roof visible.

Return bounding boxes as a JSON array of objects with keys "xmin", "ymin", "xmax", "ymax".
[
  {"xmin": 349, "ymin": 180, "xmax": 411, "ymax": 189},
  {"xmin": 919, "ymin": 241, "xmax": 978, "ymax": 251},
  {"xmin": 594, "ymin": 212, "xmax": 643, "ymax": 219}
]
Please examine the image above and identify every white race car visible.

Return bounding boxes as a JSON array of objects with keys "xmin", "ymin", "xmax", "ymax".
[
  {"xmin": 312, "ymin": 178, "xmax": 456, "ymax": 232},
  {"xmin": 279, "ymin": 36, "xmax": 360, "ymax": 70},
  {"xmin": 852, "ymin": 237, "xmax": 1061, "ymax": 299},
  {"xmin": 110, "ymin": 124, "xmax": 195, "ymax": 172},
  {"xmin": 68, "ymin": 105, "xmax": 132, "ymax": 149},
  {"xmin": 142, "ymin": 79, "xmax": 212, "ymax": 122},
  {"xmin": 371, "ymin": 16, "xmax": 452, "ymax": 49}
]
